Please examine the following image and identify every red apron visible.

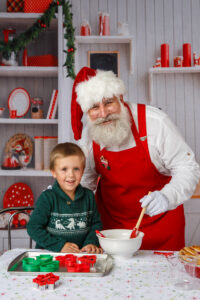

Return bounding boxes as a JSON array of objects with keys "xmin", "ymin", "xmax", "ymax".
[{"xmin": 93, "ymin": 103, "xmax": 185, "ymax": 251}]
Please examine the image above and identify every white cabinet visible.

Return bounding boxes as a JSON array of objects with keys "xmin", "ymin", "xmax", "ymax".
[
  {"xmin": 0, "ymin": 8, "xmax": 66, "ymax": 204},
  {"xmin": 0, "ymin": 229, "xmax": 35, "ymax": 251}
]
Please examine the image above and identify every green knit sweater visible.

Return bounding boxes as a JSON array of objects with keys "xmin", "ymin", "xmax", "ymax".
[{"xmin": 27, "ymin": 181, "xmax": 102, "ymax": 252}]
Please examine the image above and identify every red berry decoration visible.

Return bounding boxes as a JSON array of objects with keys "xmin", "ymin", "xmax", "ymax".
[{"xmin": 68, "ymin": 48, "xmax": 74, "ymax": 53}]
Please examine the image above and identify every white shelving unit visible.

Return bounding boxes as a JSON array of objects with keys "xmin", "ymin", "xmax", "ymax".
[
  {"xmin": 75, "ymin": 35, "xmax": 134, "ymax": 74},
  {"xmin": 149, "ymin": 66, "xmax": 200, "ymax": 103},
  {"xmin": 0, "ymin": 9, "xmax": 65, "ymax": 195}
]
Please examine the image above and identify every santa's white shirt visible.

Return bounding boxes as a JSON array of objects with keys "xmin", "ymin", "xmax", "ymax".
[{"xmin": 79, "ymin": 103, "xmax": 200, "ymax": 210}]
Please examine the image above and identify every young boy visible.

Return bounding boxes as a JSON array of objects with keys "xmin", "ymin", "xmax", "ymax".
[{"xmin": 27, "ymin": 142, "xmax": 103, "ymax": 254}]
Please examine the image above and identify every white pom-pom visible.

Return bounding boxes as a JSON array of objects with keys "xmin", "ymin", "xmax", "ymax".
[{"xmin": 18, "ymin": 213, "xmax": 30, "ymax": 222}]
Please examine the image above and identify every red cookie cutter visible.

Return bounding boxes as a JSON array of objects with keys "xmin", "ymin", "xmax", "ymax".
[{"xmin": 33, "ymin": 272, "xmax": 59, "ymax": 290}]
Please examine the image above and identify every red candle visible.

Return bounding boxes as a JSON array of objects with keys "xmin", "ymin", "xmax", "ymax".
[
  {"xmin": 161, "ymin": 44, "xmax": 169, "ymax": 67},
  {"xmin": 183, "ymin": 43, "xmax": 191, "ymax": 67}
]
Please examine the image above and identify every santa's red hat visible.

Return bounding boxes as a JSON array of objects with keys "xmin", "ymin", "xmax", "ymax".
[{"xmin": 71, "ymin": 66, "xmax": 126, "ymax": 140}]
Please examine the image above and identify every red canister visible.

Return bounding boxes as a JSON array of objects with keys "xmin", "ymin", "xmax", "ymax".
[
  {"xmin": 99, "ymin": 12, "xmax": 110, "ymax": 36},
  {"xmin": 183, "ymin": 43, "xmax": 191, "ymax": 67},
  {"xmin": 161, "ymin": 43, "xmax": 169, "ymax": 67}
]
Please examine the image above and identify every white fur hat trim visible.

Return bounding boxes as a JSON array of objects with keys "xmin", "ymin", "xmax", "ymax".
[{"xmin": 76, "ymin": 70, "xmax": 126, "ymax": 112}]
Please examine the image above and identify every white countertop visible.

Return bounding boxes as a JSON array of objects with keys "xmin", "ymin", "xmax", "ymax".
[{"xmin": 0, "ymin": 249, "xmax": 199, "ymax": 299}]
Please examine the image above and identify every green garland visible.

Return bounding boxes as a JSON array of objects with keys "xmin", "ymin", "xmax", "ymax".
[{"xmin": 0, "ymin": 0, "xmax": 76, "ymax": 79}]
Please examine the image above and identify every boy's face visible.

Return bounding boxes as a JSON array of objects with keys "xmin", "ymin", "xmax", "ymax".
[{"xmin": 51, "ymin": 155, "xmax": 84, "ymax": 199}]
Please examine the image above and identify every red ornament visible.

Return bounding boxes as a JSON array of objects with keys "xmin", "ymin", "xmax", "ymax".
[
  {"xmin": 12, "ymin": 218, "xmax": 19, "ymax": 228},
  {"xmin": 68, "ymin": 48, "xmax": 74, "ymax": 53},
  {"xmin": 57, "ymin": 1, "xmax": 60, "ymax": 4},
  {"xmin": 20, "ymin": 219, "xmax": 27, "ymax": 227}
]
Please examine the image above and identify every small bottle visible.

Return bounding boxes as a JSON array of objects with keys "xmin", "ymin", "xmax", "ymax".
[{"xmin": 31, "ymin": 98, "xmax": 43, "ymax": 119}]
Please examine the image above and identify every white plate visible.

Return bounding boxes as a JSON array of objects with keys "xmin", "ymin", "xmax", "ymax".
[{"xmin": 8, "ymin": 87, "xmax": 31, "ymax": 117}]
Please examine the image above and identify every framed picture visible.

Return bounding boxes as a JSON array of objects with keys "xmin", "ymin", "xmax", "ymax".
[{"xmin": 88, "ymin": 51, "xmax": 120, "ymax": 76}]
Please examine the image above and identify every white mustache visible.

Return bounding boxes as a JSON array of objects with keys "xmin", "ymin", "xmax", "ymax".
[{"xmin": 93, "ymin": 114, "xmax": 119, "ymax": 125}]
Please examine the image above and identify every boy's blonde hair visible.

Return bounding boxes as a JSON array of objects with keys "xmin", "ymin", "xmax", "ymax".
[{"xmin": 50, "ymin": 142, "xmax": 86, "ymax": 170}]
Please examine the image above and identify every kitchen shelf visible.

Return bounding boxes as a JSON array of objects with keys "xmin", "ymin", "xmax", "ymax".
[
  {"xmin": 76, "ymin": 35, "xmax": 133, "ymax": 44},
  {"xmin": 0, "ymin": 66, "xmax": 58, "ymax": 77},
  {"xmin": 0, "ymin": 12, "xmax": 58, "ymax": 30},
  {"xmin": 0, "ymin": 118, "xmax": 58, "ymax": 124},
  {"xmin": 0, "ymin": 168, "xmax": 51, "ymax": 177},
  {"xmin": 149, "ymin": 66, "xmax": 200, "ymax": 74},
  {"xmin": 75, "ymin": 35, "xmax": 134, "ymax": 74},
  {"xmin": 149, "ymin": 66, "xmax": 200, "ymax": 103}
]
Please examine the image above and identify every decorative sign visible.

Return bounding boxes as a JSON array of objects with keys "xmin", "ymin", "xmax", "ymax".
[{"xmin": 88, "ymin": 51, "xmax": 120, "ymax": 76}]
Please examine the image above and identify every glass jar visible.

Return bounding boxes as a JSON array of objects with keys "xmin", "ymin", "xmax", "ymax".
[
  {"xmin": 31, "ymin": 98, "xmax": 43, "ymax": 119},
  {"xmin": 2, "ymin": 28, "xmax": 18, "ymax": 66}
]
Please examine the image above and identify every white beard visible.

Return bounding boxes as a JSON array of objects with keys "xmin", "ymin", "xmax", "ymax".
[{"xmin": 87, "ymin": 103, "xmax": 131, "ymax": 147}]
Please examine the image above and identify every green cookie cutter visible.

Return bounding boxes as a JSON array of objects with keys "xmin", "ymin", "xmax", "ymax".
[
  {"xmin": 39, "ymin": 260, "xmax": 59, "ymax": 272},
  {"xmin": 36, "ymin": 255, "xmax": 53, "ymax": 265},
  {"xmin": 22, "ymin": 257, "xmax": 40, "ymax": 272}
]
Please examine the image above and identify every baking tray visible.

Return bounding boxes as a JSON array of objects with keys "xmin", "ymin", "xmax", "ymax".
[{"xmin": 7, "ymin": 251, "xmax": 113, "ymax": 277}]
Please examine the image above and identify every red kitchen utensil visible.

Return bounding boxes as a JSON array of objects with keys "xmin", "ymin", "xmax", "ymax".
[
  {"xmin": 130, "ymin": 206, "xmax": 146, "ymax": 239},
  {"xmin": 96, "ymin": 230, "xmax": 105, "ymax": 238}
]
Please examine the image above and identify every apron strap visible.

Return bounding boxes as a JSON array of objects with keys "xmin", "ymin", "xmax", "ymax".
[
  {"xmin": 123, "ymin": 102, "xmax": 142, "ymax": 146},
  {"xmin": 137, "ymin": 103, "xmax": 151, "ymax": 160}
]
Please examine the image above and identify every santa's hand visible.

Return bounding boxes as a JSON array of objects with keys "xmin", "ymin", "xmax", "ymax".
[{"xmin": 139, "ymin": 191, "xmax": 169, "ymax": 217}]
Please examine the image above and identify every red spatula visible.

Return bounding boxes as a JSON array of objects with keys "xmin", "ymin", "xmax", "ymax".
[
  {"xmin": 130, "ymin": 206, "xmax": 147, "ymax": 238},
  {"xmin": 96, "ymin": 230, "xmax": 105, "ymax": 238}
]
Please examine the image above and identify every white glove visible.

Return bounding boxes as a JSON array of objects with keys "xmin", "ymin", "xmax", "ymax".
[{"xmin": 139, "ymin": 191, "xmax": 169, "ymax": 217}]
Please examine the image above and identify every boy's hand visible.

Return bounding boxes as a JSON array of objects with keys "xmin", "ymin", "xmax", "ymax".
[
  {"xmin": 61, "ymin": 242, "xmax": 80, "ymax": 253},
  {"xmin": 81, "ymin": 244, "xmax": 103, "ymax": 254}
]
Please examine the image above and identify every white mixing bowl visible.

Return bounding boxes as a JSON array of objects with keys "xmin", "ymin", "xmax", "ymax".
[{"xmin": 97, "ymin": 229, "xmax": 144, "ymax": 259}]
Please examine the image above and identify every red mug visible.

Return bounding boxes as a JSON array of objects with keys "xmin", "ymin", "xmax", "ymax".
[{"xmin": 9, "ymin": 109, "xmax": 17, "ymax": 118}]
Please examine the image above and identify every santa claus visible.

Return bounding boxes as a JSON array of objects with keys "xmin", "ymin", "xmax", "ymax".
[{"xmin": 71, "ymin": 67, "xmax": 200, "ymax": 251}]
